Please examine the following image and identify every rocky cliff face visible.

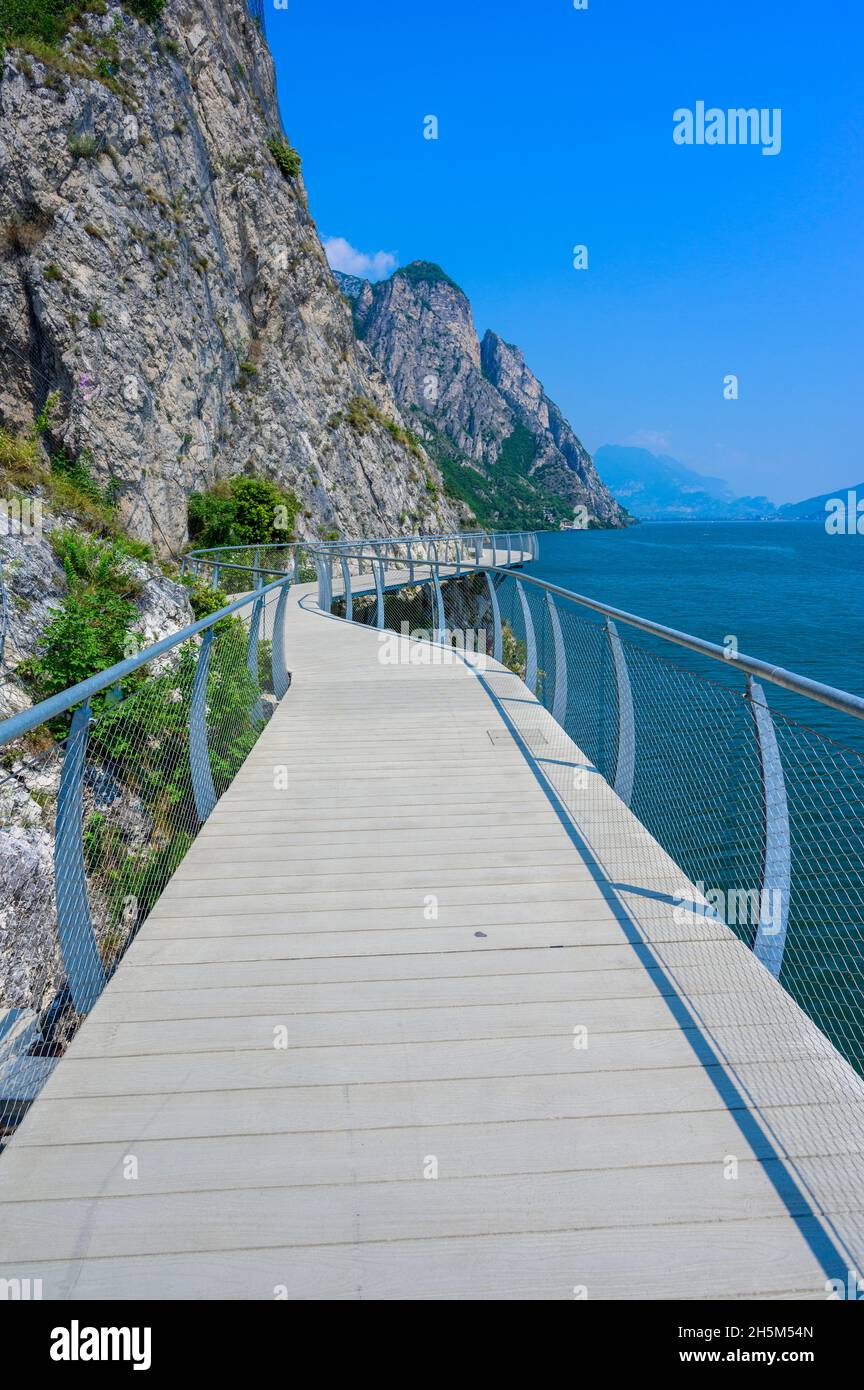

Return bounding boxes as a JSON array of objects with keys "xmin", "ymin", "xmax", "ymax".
[
  {"xmin": 0, "ymin": 1, "xmax": 461, "ymax": 552},
  {"xmin": 340, "ymin": 262, "xmax": 627, "ymax": 530}
]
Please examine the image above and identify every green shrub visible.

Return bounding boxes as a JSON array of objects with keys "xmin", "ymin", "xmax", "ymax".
[
  {"xmin": 0, "ymin": 0, "xmax": 74, "ymax": 47},
  {"xmin": 0, "ymin": 425, "xmax": 41, "ymax": 491},
  {"xmin": 1, "ymin": 0, "xmax": 164, "ymax": 51},
  {"xmin": 178, "ymin": 572, "xmax": 235, "ymax": 628},
  {"xmin": 20, "ymin": 530, "xmax": 145, "ymax": 712},
  {"xmin": 344, "ymin": 395, "xmax": 425, "ymax": 461},
  {"xmin": 20, "ymin": 587, "xmax": 140, "ymax": 706},
  {"xmin": 125, "ymin": 0, "xmax": 164, "ymax": 21},
  {"xmin": 84, "ymin": 624, "xmax": 262, "ymax": 931},
  {"xmin": 114, "ymin": 534, "xmax": 153, "ymax": 563},
  {"xmin": 266, "ymin": 136, "xmax": 301, "ymax": 181},
  {"xmin": 51, "ymin": 446, "xmax": 115, "ymax": 509},
  {"xmin": 50, "ymin": 527, "xmax": 138, "ymax": 594},
  {"xmin": 187, "ymin": 475, "xmax": 299, "ymax": 549},
  {"xmin": 0, "ymin": 414, "xmax": 126, "ymax": 531}
]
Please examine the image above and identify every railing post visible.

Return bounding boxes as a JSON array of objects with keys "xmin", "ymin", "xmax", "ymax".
[
  {"xmin": 212, "ymin": 563, "xmax": 220, "ymax": 591},
  {"xmin": 506, "ymin": 534, "xmax": 513, "ymax": 566},
  {"xmin": 516, "ymin": 581, "xmax": 537, "ymax": 694},
  {"xmin": 293, "ymin": 547, "xmax": 301, "ymax": 584},
  {"xmin": 375, "ymin": 558, "xmax": 385, "ymax": 629},
  {"xmin": 340, "ymin": 557, "xmax": 353, "ymax": 622},
  {"xmin": 408, "ymin": 541, "xmax": 415, "ymax": 583},
  {"xmin": 315, "ymin": 555, "xmax": 330, "ymax": 612},
  {"xmin": 475, "ymin": 534, "xmax": 483, "ymax": 565},
  {"xmin": 748, "ymin": 678, "xmax": 792, "ymax": 978},
  {"xmin": 190, "ymin": 629, "xmax": 218, "ymax": 821},
  {"xmin": 432, "ymin": 567, "xmax": 446, "ymax": 644},
  {"xmin": 272, "ymin": 580, "xmax": 291, "ymax": 699},
  {"xmin": 547, "ymin": 591, "xmax": 568, "ymax": 725},
  {"xmin": 247, "ymin": 580, "xmax": 265, "ymax": 720},
  {"xmin": 605, "ymin": 617, "xmax": 635, "ymax": 806},
  {"xmin": 485, "ymin": 571, "xmax": 502, "ymax": 664},
  {"xmin": 55, "ymin": 702, "xmax": 106, "ymax": 1012}
]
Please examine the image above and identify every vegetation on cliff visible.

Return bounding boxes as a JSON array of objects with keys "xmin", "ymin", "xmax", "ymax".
[
  {"xmin": 418, "ymin": 419, "xmax": 572, "ymax": 530},
  {"xmin": 187, "ymin": 476, "xmax": 300, "ymax": 550}
]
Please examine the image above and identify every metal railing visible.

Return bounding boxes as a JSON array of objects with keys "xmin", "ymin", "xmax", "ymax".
[
  {"xmin": 182, "ymin": 532, "xmax": 538, "ymax": 594},
  {"xmin": 4, "ymin": 521, "xmax": 861, "ymax": 1142},
  {"xmin": 0, "ymin": 530, "xmax": 531, "ymax": 1138},
  {"xmin": 0, "ymin": 573, "xmax": 291, "ymax": 1140},
  {"xmin": 316, "ymin": 542, "xmax": 864, "ymax": 1083}
]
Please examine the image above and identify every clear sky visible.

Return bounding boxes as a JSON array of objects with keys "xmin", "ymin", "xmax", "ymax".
[{"xmin": 265, "ymin": 0, "xmax": 862, "ymax": 505}]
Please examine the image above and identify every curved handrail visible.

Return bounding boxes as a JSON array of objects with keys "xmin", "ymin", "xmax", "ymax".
[
  {"xmin": 307, "ymin": 539, "xmax": 864, "ymax": 723},
  {"xmin": 486, "ymin": 567, "xmax": 864, "ymax": 723},
  {"xmin": 0, "ymin": 574, "xmax": 291, "ymax": 749},
  {"xmin": 185, "ymin": 530, "xmax": 538, "ymax": 584}
]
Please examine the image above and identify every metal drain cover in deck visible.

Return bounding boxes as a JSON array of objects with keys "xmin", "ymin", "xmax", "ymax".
[{"xmin": 487, "ymin": 729, "xmax": 548, "ymax": 749}]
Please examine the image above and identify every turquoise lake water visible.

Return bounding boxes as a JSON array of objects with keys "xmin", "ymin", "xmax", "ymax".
[{"xmin": 528, "ymin": 521, "xmax": 864, "ymax": 753}]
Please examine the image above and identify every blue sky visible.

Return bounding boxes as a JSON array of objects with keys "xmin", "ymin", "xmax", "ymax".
[{"xmin": 265, "ymin": 0, "xmax": 862, "ymax": 504}]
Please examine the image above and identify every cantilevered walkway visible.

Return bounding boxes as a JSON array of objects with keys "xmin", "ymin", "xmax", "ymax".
[{"xmin": 1, "ymin": 569, "xmax": 863, "ymax": 1299}]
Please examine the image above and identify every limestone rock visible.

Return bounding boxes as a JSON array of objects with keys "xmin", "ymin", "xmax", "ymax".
[
  {"xmin": 0, "ymin": 2, "xmax": 460, "ymax": 552},
  {"xmin": 340, "ymin": 262, "xmax": 628, "ymax": 529}
]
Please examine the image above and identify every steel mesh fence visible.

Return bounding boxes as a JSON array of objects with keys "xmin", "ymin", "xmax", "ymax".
[
  {"xmin": 493, "ymin": 570, "xmax": 864, "ymax": 1077},
  {"xmin": 0, "ymin": 582, "xmax": 286, "ymax": 1144},
  {"xmin": 6, "ymin": 527, "xmax": 861, "ymax": 1157}
]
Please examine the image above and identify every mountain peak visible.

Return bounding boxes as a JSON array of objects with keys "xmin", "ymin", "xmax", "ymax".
[
  {"xmin": 391, "ymin": 261, "xmax": 466, "ymax": 297},
  {"xmin": 348, "ymin": 263, "xmax": 627, "ymax": 529}
]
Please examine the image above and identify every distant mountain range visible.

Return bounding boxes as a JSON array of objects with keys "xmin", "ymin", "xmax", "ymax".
[
  {"xmin": 776, "ymin": 483, "xmax": 864, "ymax": 522},
  {"xmin": 593, "ymin": 446, "xmax": 775, "ymax": 520},
  {"xmin": 594, "ymin": 445, "xmax": 860, "ymax": 522}
]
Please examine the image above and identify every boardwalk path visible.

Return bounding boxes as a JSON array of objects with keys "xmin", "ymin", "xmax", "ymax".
[{"xmin": 1, "ymin": 578, "xmax": 863, "ymax": 1299}]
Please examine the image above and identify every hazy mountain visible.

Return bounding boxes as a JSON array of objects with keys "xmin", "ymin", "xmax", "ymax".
[
  {"xmin": 777, "ymin": 483, "xmax": 864, "ymax": 521},
  {"xmin": 594, "ymin": 445, "xmax": 776, "ymax": 520}
]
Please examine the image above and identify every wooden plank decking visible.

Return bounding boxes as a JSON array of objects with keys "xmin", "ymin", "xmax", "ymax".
[{"xmin": 1, "ymin": 574, "xmax": 863, "ymax": 1300}]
